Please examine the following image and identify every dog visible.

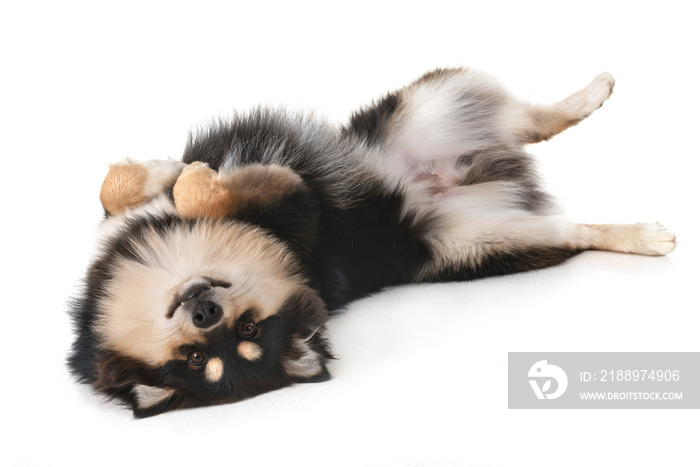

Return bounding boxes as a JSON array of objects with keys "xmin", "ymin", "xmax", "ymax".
[{"xmin": 68, "ymin": 67, "xmax": 676, "ymax": 417}]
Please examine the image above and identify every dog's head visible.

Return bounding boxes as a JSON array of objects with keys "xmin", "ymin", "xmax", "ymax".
[{"xmin": 68, "ymin": 162, "xmax": 330, "ymax": 417}]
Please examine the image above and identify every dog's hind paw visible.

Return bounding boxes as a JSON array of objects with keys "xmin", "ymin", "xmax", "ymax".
[
  {"xmin": 562, "ymin": 72, "xmax": 615, "ymax": 118},
  {"xmin": 586, "ymin": 72, "xmax": 615, "ymax": 112},
  {"xmin": 640, "ymin": 222, "xmax": 677, "ymax": 256}
]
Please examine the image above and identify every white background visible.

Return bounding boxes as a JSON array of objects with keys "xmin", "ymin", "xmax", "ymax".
[{"xmin": 2, "ymin": 1, "xmax": 698, "ymax": 465}]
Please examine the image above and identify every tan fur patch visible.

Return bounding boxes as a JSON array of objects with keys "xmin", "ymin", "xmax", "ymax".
[
  {"xmin": 222, "ymin": 164, "xmax": 304, "ymax": 208},
  {"xmin": 520, "ymin": 108, "xmax": 580, "ymax": 143},
  {"xmin": 237, "ymin": 341, "xmax": 263, "ymax": 361},
  {"xmin": 100, "ymin": 163, "xmax": 149, "ymax": 215},
  {"xmin": 100, "ymin": 160, "xmax": 186, "ymax": 215},
  {"xmin": 173, "ymin": 162, "xmax": 239, "ymax": 218},
  {"xmin": 205, "ymin": 357, "xmax": 225, "ymax": 382}
]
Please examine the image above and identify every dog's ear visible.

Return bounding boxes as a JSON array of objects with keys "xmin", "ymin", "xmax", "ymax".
[
  {"xmin": 94, "ymin": 354, "xmax": 181, "ymax": 418},
  {"xmin": 130, "ymin": 385, "xmax": 178, "ymax": 416},
  {"xmin": 279, "ymin": 288, "xmax": 333, "ymax": 383},
  {"xmin": 174, "ymin": 163, "xmax": 320, "ymax": 256},
  {"xmin": 94, "ymin": 354, "xmax": 143, "ymax": 389},
  {"xmin": 282, "ymin": 337, "xmax": 332, "ymax": 383}
]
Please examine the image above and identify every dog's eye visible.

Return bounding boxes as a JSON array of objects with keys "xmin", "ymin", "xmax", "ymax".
[
  {"xmin": 188, "ymin": 351, "xmax": 205, "ymax": 366},
  {"xmin": 240, "ymin": 322, "xmax": 257, "ymax": 339}
]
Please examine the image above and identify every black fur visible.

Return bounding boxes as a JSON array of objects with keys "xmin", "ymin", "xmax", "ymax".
[{"xmin": 344, "ymin": 92, "xmax": 400, "ymax": 144}]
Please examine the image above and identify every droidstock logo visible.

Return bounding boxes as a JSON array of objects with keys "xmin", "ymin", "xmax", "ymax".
[{"xmin": 528, "ymin": 360, "xmax": 568, "ymax": 400}]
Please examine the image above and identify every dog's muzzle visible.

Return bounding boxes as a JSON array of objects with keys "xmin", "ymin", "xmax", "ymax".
[{"xmin": 179, "ymin": 281, "xmax": 223, "ymax": 328}]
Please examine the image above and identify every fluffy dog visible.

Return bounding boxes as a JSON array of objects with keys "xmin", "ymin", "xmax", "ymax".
[{"xmin": 68, "ymin": 67, "xmax": 676, "ymax": 417}]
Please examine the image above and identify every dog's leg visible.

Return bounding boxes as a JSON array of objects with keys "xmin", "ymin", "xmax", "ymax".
[
  {"xmin": 348, "ymin": 67, "xmax": 615, "ymax": 154},
  {"xmin": 173, "ymin": 162, "xmax": 306, "ymax": 219},
  {"xmin": 414, "ymin": 181, "xmax": 676, "ymax": 281},
  {"xmin": 173, "ymin": 162, "xmax": 319, "ymax": 256},
  {"xmin": 514, "ymin": 72, "xmax": 615, "ymax": 144},
  {"xmin": 347, "ymin": 68, "xmax": 614, "ymax": 190},
  {"xmin": 568, "ymin": 223, "xmax": 677, "ymax": 256},
  {"xmin": 100, "ymin": 159, "xmax": 186, "ymax": 215},
  {"xmin": 418, "ymin": 210, "xmax": 676, "ymax": 282},
  {"xmin": 414, "ymin": 181, "xmax": 578, "ymax": 281}
]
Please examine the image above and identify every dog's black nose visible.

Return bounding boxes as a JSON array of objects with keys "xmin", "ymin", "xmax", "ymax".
[
  {"xmin": 191, "ymin": 301, "xmax": 223, "ymax": 328},
  {"xmin": 178, "ymin": 280, "xmax": 223, "ymax": 328}
]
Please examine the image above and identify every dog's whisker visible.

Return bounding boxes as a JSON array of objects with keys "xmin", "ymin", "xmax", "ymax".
[{"xmin": 303, "ymin": 324, "xmax": 324, "ymax": 343}]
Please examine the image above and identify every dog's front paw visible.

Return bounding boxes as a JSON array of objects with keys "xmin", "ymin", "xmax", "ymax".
[
  {"xmin": 173, "ymin": 162, "xmax": 307, "ymax": 220},
  {"xmin": 173, "ymin": 162, "xmax": 238, "ymax": 219},
  {"xmin": 100, "ymin": 159, "xmax": 186, "ymax": 215}
]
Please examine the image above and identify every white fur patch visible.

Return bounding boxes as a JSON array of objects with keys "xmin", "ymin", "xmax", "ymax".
[
  {"xmin": 98, "ymin": 193, "xmax": 179, "ymax": 242},
  {"xmin": 557, "ymin": 72, "xmax": 615, "ymax": 117},
  {"xmin": 132, "ymin": 385, "xmax": 175, "ymax": 409},
  {"xmin": 282, "ymin": 338, "xmax": 323, "ymax": 379},
  {"xmin": 414, "ymin": 182, "xmax": 571, "ymax": 278},
  {"xmin": 372, "ymin": 68, "xmax": 522, "ymax": 191},
  {"xmin": 142, "ymin": 159, "xmax": 187, "ymax": 198}
]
